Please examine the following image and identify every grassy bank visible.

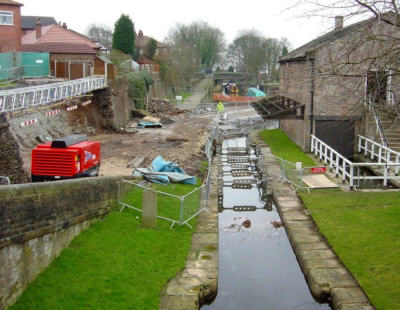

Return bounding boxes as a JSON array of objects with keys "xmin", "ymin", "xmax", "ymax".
[
  {"xmin": 299, "ymin": 189, "xmax": 400, "ymax": 310},
  {"xmin": 259, "ymin": 129, "xmax": 315, "ymax": 166},
  {"xmin": 259, "ymin": 129, "xmax": 400, "ymax": 310},
  {"xmin": 10, "ymin": 182, "xmax": 200, "ymax": 310}
]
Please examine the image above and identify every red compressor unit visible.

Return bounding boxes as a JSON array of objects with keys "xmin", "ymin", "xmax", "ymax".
[{"xmin": 31, "ymin": 134, "xmax": 100, "ymax": 182}]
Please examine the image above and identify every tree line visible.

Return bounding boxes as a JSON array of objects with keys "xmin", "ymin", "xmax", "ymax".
[{"xmin": 86, "ymin": 15, "xmax": 290, "ymax": 87}]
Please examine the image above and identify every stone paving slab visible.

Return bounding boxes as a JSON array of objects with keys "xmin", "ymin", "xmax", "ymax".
[
  {"xmin": 331, "ymin": 287, "xmax": 369, "ymax": 309},
  {"xmin": 251, "ymin": 130, "xmax": 375, "ymax": 310},
  {"xmin": 336, "ymin": 303, "xmax": 375, "ymax": 310},
  {"xmin": 160, "ymin": 162, "xmax": 218, "ymax": 310},
  {"xmin": 307, "ymin": 268, "xmax": 358, "ymax": 299},
  {"xmin": 160, "ymin": 295, "xmax": 199, "ymax": 310},
  {"xmin": 281, "ymin": 210, "xmax": 310, "ymax": 221},
  {"xmin": 302, "ymin": 259, "xmax": 343, "ymax": 275}
]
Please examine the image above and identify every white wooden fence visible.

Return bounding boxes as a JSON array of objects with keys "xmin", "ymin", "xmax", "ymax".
[{"xmin": 311, "ymin": 135, "xmax": 400, "ymax": 188}]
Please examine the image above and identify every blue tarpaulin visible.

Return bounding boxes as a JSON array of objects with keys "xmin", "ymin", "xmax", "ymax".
[{"xmin": 134, "ymin": 156, "xmax": 196, "ymax": 185}]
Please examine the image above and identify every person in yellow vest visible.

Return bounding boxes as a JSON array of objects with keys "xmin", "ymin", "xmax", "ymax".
[{"xmin": 217, "ymin": 101, "xmax": 224, "ymax": 113}]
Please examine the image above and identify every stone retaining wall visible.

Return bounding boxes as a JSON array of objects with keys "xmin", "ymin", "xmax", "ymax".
[
  {"xmin": 250, "ymin": 130, "xmax": 375, "ymax": 310},
  {"xmin": 0, "ymin": 115, "xmax": 28, "ymax": 184},
  {"xmin": 0, "ymin": 176, "xmax": 123, "ymax": 310}
]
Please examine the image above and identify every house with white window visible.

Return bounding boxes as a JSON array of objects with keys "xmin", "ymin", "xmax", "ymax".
[{"xmin": 0, "ymin": 0, "xmax": 22, "ymax": 53}]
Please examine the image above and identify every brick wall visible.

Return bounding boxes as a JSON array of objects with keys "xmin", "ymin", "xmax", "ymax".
[
  {"xmin": 0, "ymin": 3, "xmax": 22, "ymax": 53},
  {"xmin": 0, "ymin": 176, "xmax": 123, "ymax": 309},
  {"xmin": 0, "ymin": 115, "xmax": 28, "ymax": 184}
]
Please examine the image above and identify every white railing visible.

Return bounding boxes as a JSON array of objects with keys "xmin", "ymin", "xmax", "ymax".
[
  {"xmin": 311, "ymin": 135, "xmax": 400, "ymax": 188},
  {"xmin": 358, "ymin": 135, "xmax": 400, "ymax": 175},
  {"xmin": 0, "ymin": 75, "xmax": 107, "ymax": 113}
]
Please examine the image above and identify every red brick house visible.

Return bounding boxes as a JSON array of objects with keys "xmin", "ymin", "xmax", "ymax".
[
  {"xmin": 0, "ymin": 0, "xmax": 22, "ymax": 53},
  {"xmin": 21, "ymin": 22, "xmax": 111, "ymax": 79},
  {"xmin": 137, "ymin": 55, "xmax": 159, "ymax": 73}
]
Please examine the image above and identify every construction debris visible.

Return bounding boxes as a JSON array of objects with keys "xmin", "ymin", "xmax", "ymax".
[
  {"xmin": 126, "ymin": 157, "xmax": 145, "ymax": 168},
  {"xmin": 147, "ymin": 98, "xmax": 185, "ymax": 117}
]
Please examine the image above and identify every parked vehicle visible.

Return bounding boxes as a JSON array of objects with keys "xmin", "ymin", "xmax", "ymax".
[{"xmin": 31, "ymin": 134, "xmax": 100, "ymax": 182}]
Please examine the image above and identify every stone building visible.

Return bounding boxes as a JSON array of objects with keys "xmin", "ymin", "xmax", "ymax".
[{"xmin": 279, "ymin": 13, "xmax": 400, "ymax": 158}]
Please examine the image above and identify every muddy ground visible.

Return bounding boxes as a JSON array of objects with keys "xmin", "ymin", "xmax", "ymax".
[{"xmin": 92, "ymin": 111, "xmax": 216, "ymax": 177}]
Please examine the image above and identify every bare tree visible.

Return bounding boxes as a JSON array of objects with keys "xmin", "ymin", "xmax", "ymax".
[{"xmin": 86, "ymin": 24, "xmax": 113, "ymax": 49}]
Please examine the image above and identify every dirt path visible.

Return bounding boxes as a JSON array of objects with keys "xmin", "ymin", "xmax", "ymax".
[
  {"xmin": 177, "ymin": 77, "xmax": 212, "ymax": 110},
  {"xmin": 94, "ymin": 111, "xmax": 216, "ymax": 177}
]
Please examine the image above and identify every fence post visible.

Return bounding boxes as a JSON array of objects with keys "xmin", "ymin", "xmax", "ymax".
[
  {"xmin": 396, "ymin": 155, "xmax": 399, "ymax": 176},
  {"xmin": 342, "ymin": 161, "xmax": 346, "ymax": 183},
  {"xmin": 314, "ymin": 139, "xmax": 318, "ymax": 156},
  {"xmin": 350, "ymin": 165, "xmax": 354, "ymax": 189},
  {"xmin": 371, "ymin": 144, "xmax": 374, "ymax": 160},
  {"xmin": 336, "ymin": 154, "xmax": 339, "ymax": 177},
  {"xmin": 319, "ymin": 142, "xmax": 323, "ymax": 161},
  {"xmin": 324, "ymin": 144, "xmax": 328, "ymax": 163},
  {"xmin": 383, "ymin": 165, "xmax": 388, "ymax": 187},
  {"xmin": 364, "ymin": 140, "xmax": 368, "ymax": 156},
  {"xmin": 358, "ymin": 136, "xmax": 362, "ymax": 153},
  {"xmin": 329, "ymin": 150, "xmax": 333, "ymax": 169},
  {"xmin": 378, "ymin": 147, "xmax": 382, "ymax": 164},
  {"xmin": 179, "ymin": 197, "xmax": 184, "ymax": 225}
]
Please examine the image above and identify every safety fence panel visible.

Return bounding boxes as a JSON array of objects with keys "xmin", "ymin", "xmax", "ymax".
[
  {"xmin": 118, "ymin": 179, "xmax": 205, "ymax": 229},
  {"xmin": 0, "ymin": 52, "xmax": 50, "ymax": 81}
]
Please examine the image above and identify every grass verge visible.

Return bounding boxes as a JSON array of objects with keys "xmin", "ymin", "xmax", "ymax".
[
  {"xmin": 259, "ymin": 129, "xmax": 316, "ymax": 166},
  {"xmin": 10, "ymin": 181, "xmax": 201, "ymax": 310},
  {"xmin": 299, "ymin": 189, "xmax": 400, "ymax": 310},
  {"xmin": 259, "ymin": 128, "xmax": 399, "ymax": 309}
]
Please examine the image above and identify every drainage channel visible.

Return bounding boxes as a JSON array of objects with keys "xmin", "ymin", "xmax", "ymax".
[{"xmin": 202, "ymin": 136, "xmax": 330, "ymax": 310}]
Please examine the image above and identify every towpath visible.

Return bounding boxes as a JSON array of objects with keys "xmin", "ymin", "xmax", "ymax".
[{"xmin": 177, "ymin": 77, "xmax": 212, "ymax": 110}]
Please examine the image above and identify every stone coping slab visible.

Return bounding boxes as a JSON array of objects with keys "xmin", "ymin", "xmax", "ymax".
[
  {"xmin": 160, "ymin": 161, "xmax": 218, "ymax": 310},
  {"xmin": 250, "ymin": 130, "xmax": 375, "ymax": 310}
]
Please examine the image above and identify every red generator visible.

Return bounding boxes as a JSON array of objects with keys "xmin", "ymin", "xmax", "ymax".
[{"xmin": 31, "ymin": 134, "xmax": 101, "ymax": 182}]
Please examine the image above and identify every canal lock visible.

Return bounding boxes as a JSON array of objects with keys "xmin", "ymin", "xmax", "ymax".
[{"xmin": 202, "ymin": 135, "xmax": 331, "ymax": 310}]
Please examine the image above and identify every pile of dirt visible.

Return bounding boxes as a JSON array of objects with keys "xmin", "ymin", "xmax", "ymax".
[{"xmin": 148, "ymin": 98, "xmax": 184, "ymax": 117}]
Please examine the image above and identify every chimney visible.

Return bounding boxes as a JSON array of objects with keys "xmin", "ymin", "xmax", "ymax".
[
  {"xmin": 138, "ymin": 30, "xmax": 143, "ymax": 39},
  {"xmin": 335, "ymin": 16, "xmax": 343, "ymax": 31},
  {"xmin": 35, "ymin": 18, "xmax": 42, "ymax": 39},
  {"xmin": 62, "ymin": 22, "xmax": 67, "ymax": 29}
]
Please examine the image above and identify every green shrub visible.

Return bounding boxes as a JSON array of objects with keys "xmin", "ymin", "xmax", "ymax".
[
  {"xmin": 127, "ymin": 72, "xmax": 147, "ymax": 109},
  {"xmin": 138, "ymin": 71, "xmax": 154, "ymax": 92}
]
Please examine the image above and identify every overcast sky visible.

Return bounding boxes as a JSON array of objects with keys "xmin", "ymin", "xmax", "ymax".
[{"xmin": 20, "ymin": 0, "xmax": 349, "ymax": 50}]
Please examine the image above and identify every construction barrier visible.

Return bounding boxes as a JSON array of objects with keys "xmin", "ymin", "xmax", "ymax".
[
  {"xmin": 20, "ymin": 118, "xmax": 38, "ymax": 127},
  {"xmin": 45, "ymin": 109, "xmax": 61, "ymax": 117},
  {"xmin": 213, "ymin": 93, "xmax": 256, "ymax": 103}
]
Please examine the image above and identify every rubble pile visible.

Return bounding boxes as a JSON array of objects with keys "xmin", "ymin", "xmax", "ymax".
[{"xmin": 148, "ymin": 98, "xmax": 184, "ymax": 117}]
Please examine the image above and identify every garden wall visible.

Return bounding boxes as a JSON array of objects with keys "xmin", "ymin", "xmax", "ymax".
[{"xmin": 0, "ymin": 176, "xmax": 122, "ymax": 309}]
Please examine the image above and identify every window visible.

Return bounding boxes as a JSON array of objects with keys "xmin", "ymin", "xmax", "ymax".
[
  {"xmin": 367, "ymin": 70, "xmax": 388, "ymax": 105},
  {"xmin": 0, "ymin": 11, "xmax": 13, "ymax": 25}
]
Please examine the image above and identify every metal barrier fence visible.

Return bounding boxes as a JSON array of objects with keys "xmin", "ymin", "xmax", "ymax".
[
  {"xmin": 0, "ymin": 65, "xmax": 46, "ymax": 82},
  {"xmin": 117, "ymin": 112, "xmax": 222, "ymax": 228},
  {"xmin": 118, "ymin": 179, "xmax": 206, "ymax": 228}
]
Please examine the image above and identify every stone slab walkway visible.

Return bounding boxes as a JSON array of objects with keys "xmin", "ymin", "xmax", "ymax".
[
  {"xmin": 159, "ymin": 161, "xmax": 218, "ymax": 310},
  {"xmin": 250, "ymin": 131, "xmax": 375, "ymax": 310}
]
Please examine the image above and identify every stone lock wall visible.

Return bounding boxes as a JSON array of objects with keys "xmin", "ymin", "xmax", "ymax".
[
  {"xmin": 0, "ymin": 176, "xmax": 122, "ymax": 309},
  {"xmin": 0, "ymin": 115, "xmax": 28, "ymax": 184}
]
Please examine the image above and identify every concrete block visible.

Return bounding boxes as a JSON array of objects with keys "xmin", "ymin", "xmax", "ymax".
[
  {"xmin": 331, "ymin": 287, "xmax": 369, "ymax": 309},
  {"xmin": 142, "ymin": 189, "xmax": 157, "ymax": 229}
]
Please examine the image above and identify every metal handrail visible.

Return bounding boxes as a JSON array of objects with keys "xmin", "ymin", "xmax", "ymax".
[
  {"xmin": 0, "ymin": 76, "xmax": 107, "ymax": 113},
  {"xmin": 370, "ymin": 104, "xmax": 388, "ymax": 146}
]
